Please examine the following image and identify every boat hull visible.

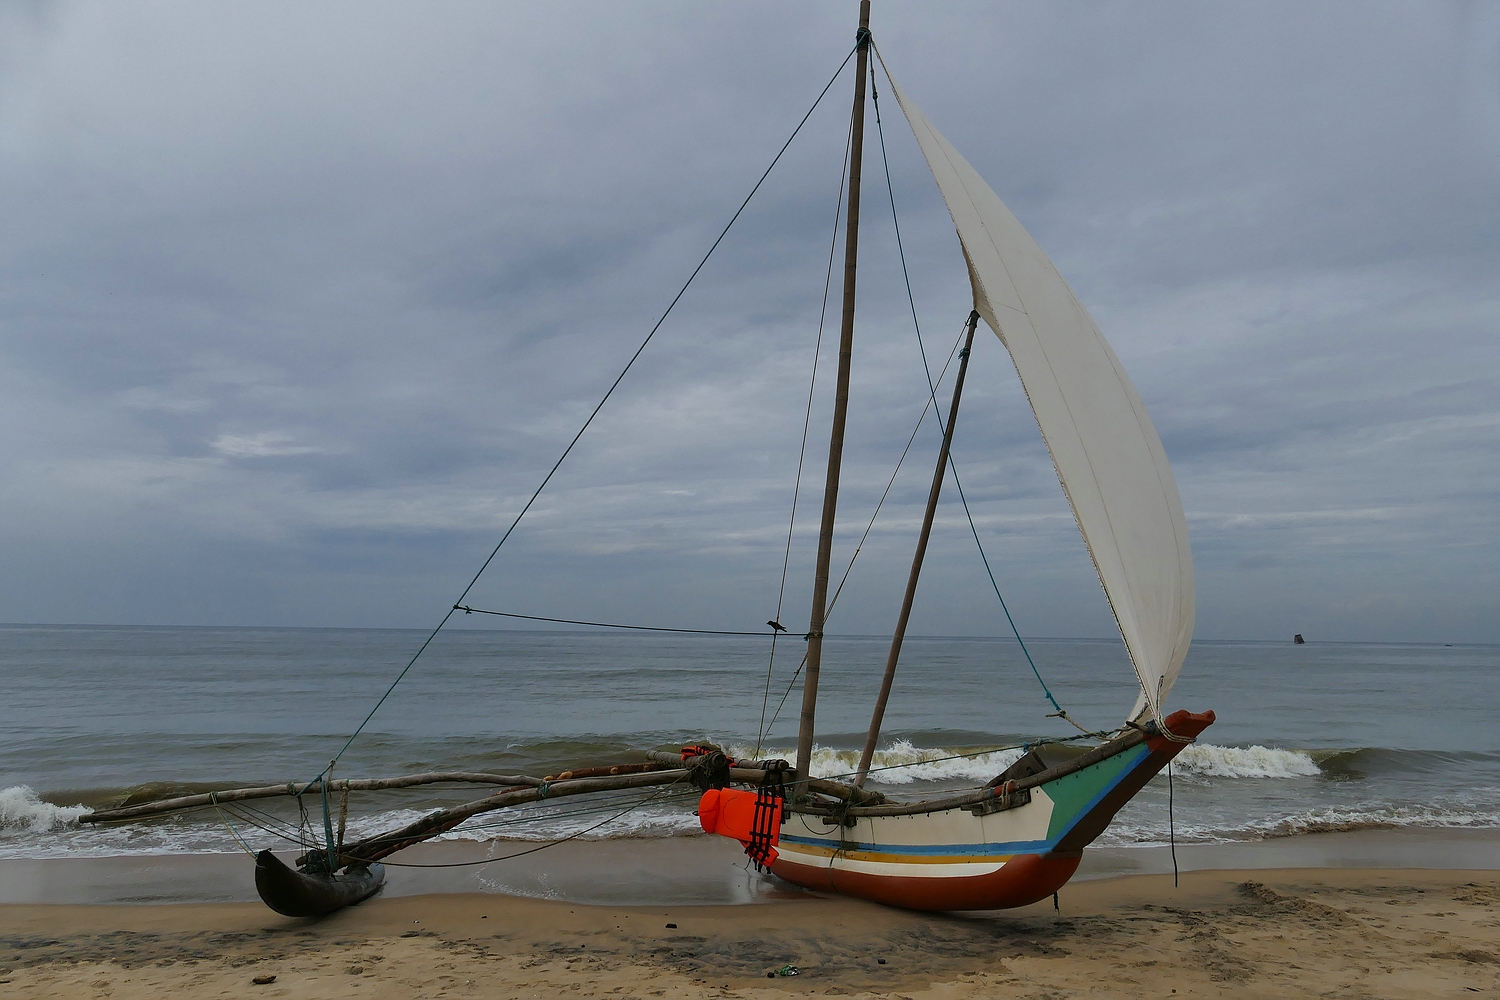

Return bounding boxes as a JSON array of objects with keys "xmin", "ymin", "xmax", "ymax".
[
  {"xmin": 771, "ymin": 709, "xmax": 1213, "ymax": 910},
  {"xmin": 255, "ymin": 849, "xmax": 385, "ymax": 918}
]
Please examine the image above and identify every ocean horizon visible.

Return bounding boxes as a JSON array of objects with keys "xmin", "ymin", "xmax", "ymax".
[{"xmin": 4, "ymin": 623, "xmax": 1496, "ymax": 866}]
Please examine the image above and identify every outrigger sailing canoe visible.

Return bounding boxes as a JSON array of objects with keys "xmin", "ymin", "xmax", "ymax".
[
  {"xmin": 81, "ymin": 2, "xmax": 1211, "ymax": 915},
  {"xmin": 759, "ymin": 2, "xmax": 1213, "ymax": 909}
]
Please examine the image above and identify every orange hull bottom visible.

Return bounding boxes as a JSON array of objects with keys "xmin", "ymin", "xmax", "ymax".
[{"xmin": 769, "ymin": 851, "xmax": 1082, "ymax": 911}]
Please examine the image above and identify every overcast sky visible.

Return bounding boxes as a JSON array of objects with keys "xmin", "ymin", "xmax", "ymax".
[{"xmin": 2, "ymin": 1, "xmax": 1496, "ymax": 643}]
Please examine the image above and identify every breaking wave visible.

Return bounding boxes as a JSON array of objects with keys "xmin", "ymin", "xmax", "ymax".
[
  {"xmin": 1238, "ymin": 800, "xmax": 1500, "ymax": 839},
  {"xmin": 731, "ymin": 740, "xmax": 1024, "ymax": 786},
  {"xmin": 1101, "ymin": 796, "xmax": 1500, "ymax": 846},
  {"xmin": 1172, "ymin": 744, "xmax": 1321, "ymax": 779},
  {"xmin": 752, "ymin": 741, "xmax": 1324, "ymax": 785},
  {"xmin": 0, "ymin": 786, "xmax": 90, "ymax": 832}
]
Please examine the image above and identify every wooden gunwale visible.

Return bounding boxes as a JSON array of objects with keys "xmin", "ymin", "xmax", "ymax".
[{"xmin": 786, "ymin": 726, "xmax": 1147, "ymax": 819}]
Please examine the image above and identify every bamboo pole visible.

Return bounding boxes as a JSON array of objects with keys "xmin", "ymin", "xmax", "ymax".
[
  {"xmin": 298, "ymin": 768, "xmax": 695, "ymax": 868},
  {"xmin": 796, "ymin": 0, "xmax": 872, "ymax": 789},
  {"xmin": 643, "ymin": 751, "xmax": 885, "ymax": 805},
  {"xmin": 80, "ymin": 771, "xmax": 554, "ymax": 824},
  {"xmin": 854, "ymin": 311, "xmax": 980, "ymax": 787}
]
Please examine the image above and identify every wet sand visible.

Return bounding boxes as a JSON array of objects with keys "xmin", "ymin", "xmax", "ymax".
[
  {"xmin": 4, "ymin": 868, "xmax": 1500, "ymax": 998},
  {"xmin": 6, "ymin": 827, "xmax": 1500, "ymax": 906}
]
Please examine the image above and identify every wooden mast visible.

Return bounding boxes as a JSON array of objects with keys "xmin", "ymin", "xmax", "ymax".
[
  {"xmin": 795, "ymin": 0, "xmax": 872, "ymax": 787},
  {"xmin": 855, "ymin": 311, "xmax": 980, "ymax": 787}
]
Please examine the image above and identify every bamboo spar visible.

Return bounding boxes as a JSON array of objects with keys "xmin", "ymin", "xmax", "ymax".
[
  {"xmin": 855, "ymin": 311, "xmax": 979, "ymax": 787},
  {"xmin": 80, "ymin": 772, "xmax": 549, "ymax": 824},
  {"xmin": 796, "ymin": 0, "xmax": 872, "ymax": 788}
]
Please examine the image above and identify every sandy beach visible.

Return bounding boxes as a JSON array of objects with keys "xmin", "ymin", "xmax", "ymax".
[{"xmin": 4, "ymin": 867, "xmax": 1498, "ymax": 998}]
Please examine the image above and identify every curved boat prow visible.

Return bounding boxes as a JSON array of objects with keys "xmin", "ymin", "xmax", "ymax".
[
  {"xmin": 254, "ymin": 849, "xmax": 385, "ymax": 918},
  {"xmin": 771, "ymin": 709, "xmax": 1215, "ymax": 911}
]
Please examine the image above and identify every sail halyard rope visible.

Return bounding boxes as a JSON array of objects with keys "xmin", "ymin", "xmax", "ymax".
[{"xmin": 868, "ymin": 58, "xmax": 1074, "ymax": 726}]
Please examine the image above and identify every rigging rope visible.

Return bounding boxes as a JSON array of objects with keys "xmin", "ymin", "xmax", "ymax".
[
  {"xmin": 209, "ymin": 792, "xmax": 256, "ymax": 858},
  {"xmin": 1168, "ymin": 759, "xmax": 1179, "ymax": 887},
  {"xmin": 868, "ymin": 59, "xmax": 1071, "ymax": 723},
  {"xmin": 755, "ymin": 113, "xmax": 854, "ymax": 759},
  {"xmin": 452, "ymin": 605, "xmax": 778, "ymax": 637},
  {"xmin": 214, "ymin": 780, "xmax": 695, "ymax": 870},
  {"xmin": 306, "ymin": 43, "xmax": 863, "ymax": 791},
  {"xmin": 212, "ymin": 787, "xmax": 700, "ymax": 852},
  {"xmin": 357, "ymin": 779, "xmax": 693, "ymax": 869},
  {"xmin": 756, "ymin": 318, "xmax": 971, "ymax": 746}
]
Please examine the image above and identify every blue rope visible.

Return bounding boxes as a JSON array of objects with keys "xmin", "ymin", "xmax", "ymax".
[
  {"xmin": 869, "ymin": 64, "xmax": 1065, "ymax": 718},
  {"xmin": 319, "ymin": 773, "xmax": 336, "ymax": 870}
]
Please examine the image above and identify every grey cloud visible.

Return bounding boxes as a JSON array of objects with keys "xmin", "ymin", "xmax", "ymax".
[{"xmin": 1, "ymin": 1, "xmax": 1495, "ymax": 643}]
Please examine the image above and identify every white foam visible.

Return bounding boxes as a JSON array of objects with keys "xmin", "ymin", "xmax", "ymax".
[
  {"xmin": 1172, "ymin": 744, "xmax": 1321, "ymax": 779},
  {"xmin": 1095, "ymin": 790, "xmax": 1500, "ymax": 847},
  {"xmin": 1241, "ymin": 800, "xmax": 1500, "ymax": 838},
  {"xmin": 0, "ymin": 786, "xmax": 90, "ymax": 832},
  {"xmin": 437, "ymin": 799, "xmax": 702, "ymax": 843},
  {"xmin": 733, "ymin": 741, "xmax": 1023, "ymax": 786}
]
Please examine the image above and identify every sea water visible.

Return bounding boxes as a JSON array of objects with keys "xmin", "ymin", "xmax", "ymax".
[{"xmin": 2, "ymin": 624, "xmax": 1497, "ymax": 863}]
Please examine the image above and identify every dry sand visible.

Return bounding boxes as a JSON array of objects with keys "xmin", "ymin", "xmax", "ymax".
[{"xmin": 3, "ymin": 869, "xmax": 1499, "ymax": 998}]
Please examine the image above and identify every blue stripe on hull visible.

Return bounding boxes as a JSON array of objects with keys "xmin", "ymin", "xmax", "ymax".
[
  {"xmin": 782, "ymin": 743, "xmax": 1153, "ymax": 857},
  {"xmin": 779, "ymin": 833, "xmax": 1051, "ymax": 855}
]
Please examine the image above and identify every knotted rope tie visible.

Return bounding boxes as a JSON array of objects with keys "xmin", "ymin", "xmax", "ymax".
[{"xmin": 687, "ymin": 750, "xmax": 733, "ymax": 792}]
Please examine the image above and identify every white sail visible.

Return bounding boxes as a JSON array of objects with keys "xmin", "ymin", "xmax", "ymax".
[{"xmin": 878, "ymin": 55, "xmax": 1194, "ymax": 725}]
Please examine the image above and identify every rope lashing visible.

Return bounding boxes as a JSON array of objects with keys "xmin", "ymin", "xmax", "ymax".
[
  {"xmin": 1047, "ymin": 709, "xmax": 1097, "ymax": 735},
  {"xmin": 319, "ymin": 759, "xmax": 337, "ymax": 872},
  {"xmin": 745, "ymin": 768, "xmax": 787, "ymax": 872},
  {"xmin": 686, "ymin": 747, "xmax": 734, "ymax": 791},
  {"xmin": 336, "ymin": 781, "xmax": 349, "ymax": 860}
]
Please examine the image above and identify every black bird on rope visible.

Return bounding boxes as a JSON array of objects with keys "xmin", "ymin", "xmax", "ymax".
[{"xmin": 767, "ymin": 620, "xmax": 788, "ymax": 633}]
